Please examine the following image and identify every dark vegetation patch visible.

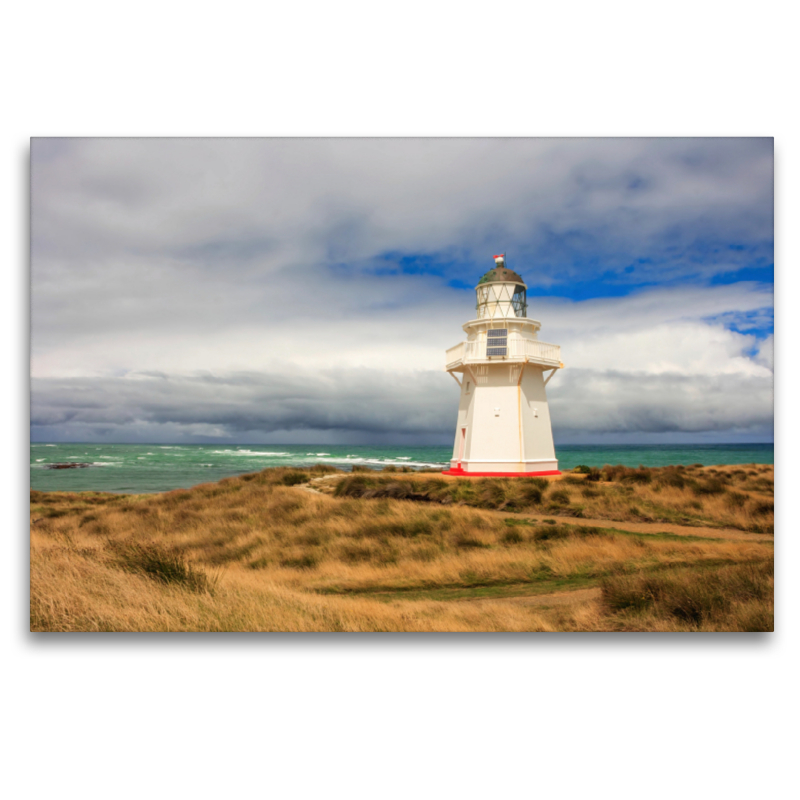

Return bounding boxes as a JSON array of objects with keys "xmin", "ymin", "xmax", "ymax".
[
  {"xmin": 601, "ymin": 465, "xmax": 653, "ymax": 484},
  {"xmin": 504, "ymin": 518, "xmax": 721, "ymax": 543},
  {"xmin": 309, "ymin": 464, "xmax": 340, "ymax": 474},
  {"xmin": 691, "ymin": 478, "xmax": 727, "ymax": 496},
  {"xmin": 280, "ymin": 471, "xmax": 310, "ymax": 486},
  {"xmin": 501, "ymin": 529, "xmax": 525, "ymax": 544},
  {"xmin": 503, "ymin": 518, "xmax": 608, "ymax": 542},
  {"xmin": 601, "ymin": 560, "xmax": 773, "ymax": 631},
  {"xmin": 112, "ymin": 540, "xmax": 216, "ymax": 593},
  {"xmin": 359, "ymin": 518, "xmax": 435, "ymax": 538},
  {"xmin": 334, "ymin": 474, "xmax": 557, "ymax": 512},
  {"xmin": 454, "ymin": 533, "xmax": 490, "ymax": 549},
  {"xmin": 548, "ymin": 490, "xmax": 570, "ymax": 505},
  {"xmin": 572, "ymin": 465, "xmax": 601, "ymax": 481},
  {"xmin": 725, "ymin": 492, "xmax": 748, "ymax": 510},
  {"xmin": 279, "ymin": 552, "xmax": 321, "ymax": 570}
]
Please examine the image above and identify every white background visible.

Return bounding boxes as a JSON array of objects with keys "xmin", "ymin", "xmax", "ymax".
[{"xmin": 4, "ymin": 2, "xmax": 795, "ymax": 798}]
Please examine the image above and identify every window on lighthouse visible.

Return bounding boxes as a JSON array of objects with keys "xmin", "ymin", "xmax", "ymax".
[{"xmin": 486, "ymin": 328, "xmax": 508, "ymax": 357}]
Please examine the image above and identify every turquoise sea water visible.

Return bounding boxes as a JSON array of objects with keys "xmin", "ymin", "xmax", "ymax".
[{"xmin": 30, "ymin": 442, "xmax": 774, "ymax": 494}]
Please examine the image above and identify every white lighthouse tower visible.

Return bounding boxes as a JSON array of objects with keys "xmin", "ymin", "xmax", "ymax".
[{"xmin": 443, "ymin": 255, "xmax": 563, "ymax": 476}]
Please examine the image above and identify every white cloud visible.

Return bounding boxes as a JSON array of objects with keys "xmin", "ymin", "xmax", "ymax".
[{"xmin": 30, "ymin": 138, "xmax": 774, "ymax": 442}]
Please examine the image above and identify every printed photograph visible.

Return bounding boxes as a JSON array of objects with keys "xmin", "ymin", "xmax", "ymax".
[{"xmin": 30, "ymin": 137, "xmax": 774, "ymax": 632}]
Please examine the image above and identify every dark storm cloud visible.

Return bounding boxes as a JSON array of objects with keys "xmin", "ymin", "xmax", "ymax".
[
  {"xmin": 30, "ymin": 365, "xmax": 773, "ymax": 444},
  {"xmin": 31, "ymin": 370, "xmax": 456, "ymax": 438}
]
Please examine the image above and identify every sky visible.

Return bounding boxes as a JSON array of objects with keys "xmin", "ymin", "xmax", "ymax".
[{"xmin": 30, "ymin": 137, "xmax": 774, "ymax": 446}]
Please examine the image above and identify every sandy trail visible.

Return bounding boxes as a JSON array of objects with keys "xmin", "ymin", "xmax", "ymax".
[
  {"xmin": 296, "ymin": 478, "xmax": 772, "ymax": 541},
  {"xmin": 461, "ymin": 587, "xmax": 603, "ymax": 608},
  {"xmin": 505, "ymin": 512, "xmax": 772, "ymax": 542}
]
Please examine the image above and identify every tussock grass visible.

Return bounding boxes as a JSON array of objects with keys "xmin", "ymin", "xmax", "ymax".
[
  {"xmin": 326, "ymin": 464, "xmax": 773, "ymax": 532},
  {"xmin": 30, "ymin": 465, "xmax": 774, "ymax": 632},
  {"xmin": 600, "ymin": 560, "xmax": 773, "ymax": 631},
  {"xmin": 112, "ymin": 540, "xmax": 218, "ymax": 593}
]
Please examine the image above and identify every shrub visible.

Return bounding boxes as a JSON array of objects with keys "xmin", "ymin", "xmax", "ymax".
[
  {"xmin": 692, "ymin": 479, "xmax": 727, "ymax": 496},
  {"xmin": 725, "ymin": 492, "xmax": 747, "ymax": 510},
  {"xmin": 657, "ymin": 471, "xmax": 686, "ymax": 489},
  {"xmin": 585, "ymin": 468, "xmax": 602, "ymax": 482},
  {"xmin": 624, "ymin": 469, "xmax": 652, "ymax": 484},
  {"xmin": 752, "ymin": 501, "xmax": 774, "ymax": 516},
  {"xmin": 601, "ymin": 561, "xmax": 773, "ymax": 630},
  {"xmin": 308, "ymin": 464, "xmax": 339, "ymax": 474},
  {"xmin": 114, "ymin": 541, "xmax": 215, "ymax": 593},
  {"xmin": 333, "ymin": 475, "xmax": 372, "ymax": 498},
  {"xmin": 600, "ymin": 465, "xmax": 651, "ymax": 483},
  {"xmin": 454, "ymin": 533, "xmax": 490, "ymax": 549},
  {"xmin": 529, "ymin": 524, "xmax": 602, "ymax": 542},
  {"xmin": 501, "ymin": 529, "xmax": 525, "ymax": 544},
  {"xmin": 281, "ymin": 471, "xmax": 310, "ymax": 486},
  {"xmin": 549, "ymin": 490, "xmax": 570, "ymax": 505},
  {"xmin": 361, "ymin": 519, "xmax": 433, "ymax": 538},
  {"xmin": 520, "ymin": 484, "xmax": 544, "ymax": 505},
  {"xmin": 572, "ymin": 465, "xmax": 593, "ymax": 474},
  {"xmin": 337, "ymin": 543, "xmax": 376, "ymax": 563},
  {"xmin": 279, "ymin": 553, "xmax": 320, "ymax": 570},
  {"xmin": 477, "ymin": 480, "xmax": 507, "ymax": 509}
]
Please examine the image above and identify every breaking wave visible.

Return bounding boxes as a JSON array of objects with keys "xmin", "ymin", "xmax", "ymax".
[{"xmin": 211, "ymin": 450, "xmax": 291, "ymax": 456}]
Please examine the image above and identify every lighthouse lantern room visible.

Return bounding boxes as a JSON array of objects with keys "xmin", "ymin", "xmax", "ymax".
[{"xmin": 443, "ymin": 255, "xmax": 562, "ymax": 476}]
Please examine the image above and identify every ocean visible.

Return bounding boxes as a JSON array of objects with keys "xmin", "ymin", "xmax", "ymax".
[{"xmin": 29, "ymin": 442, "xmax": 775, "ymax": 494}]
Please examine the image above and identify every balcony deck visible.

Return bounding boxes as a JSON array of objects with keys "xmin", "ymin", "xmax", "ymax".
[{"xmin": 446, "ymin": 338, "xmax": 562, "ymax": 371}]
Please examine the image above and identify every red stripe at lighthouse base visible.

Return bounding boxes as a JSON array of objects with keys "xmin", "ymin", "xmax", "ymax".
[{"xmin": 441, "ymin": 468, "xmax": 561, "ymax": 478}]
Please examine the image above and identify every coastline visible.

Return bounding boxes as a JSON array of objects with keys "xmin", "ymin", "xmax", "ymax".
[{"xmin": 30, "ymin": 442, "xmax": 775, "ymax": 495}]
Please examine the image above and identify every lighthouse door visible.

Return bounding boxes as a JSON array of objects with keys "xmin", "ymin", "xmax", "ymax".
[{"xmin": 458, "ymin": 427, "xmax": 466, "ymax": 466}]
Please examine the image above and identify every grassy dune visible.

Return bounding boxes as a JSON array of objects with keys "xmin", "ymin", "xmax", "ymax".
[{"xmin": 30, "ymin": 463, "xmax": 774, "ymax": 632}]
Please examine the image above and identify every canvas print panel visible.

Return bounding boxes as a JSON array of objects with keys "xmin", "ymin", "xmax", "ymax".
[{"xmin": 30, "ymin": 138, "xmax": 774, "ymax": 631}]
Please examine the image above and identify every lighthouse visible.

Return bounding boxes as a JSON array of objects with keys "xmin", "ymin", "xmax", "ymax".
[{"xmin": 443, "ymin": 255, "xmax": 563, "ymax": 476}]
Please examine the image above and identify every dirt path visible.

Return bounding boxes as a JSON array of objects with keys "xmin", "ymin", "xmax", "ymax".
[
  {"xmin": 506, "ymin": 512, "xmax": 772, "ymax": 542},
  {"xmin": 295, "ymin": 477, "xmax": 772, "ymax": 541},
  {"xmin": 296, "ymin": 475, "xmax": 341, "ymax": 495},
  {"xmin": 461, "ymin": 587, "xmax": 602, "ymax": 608}
]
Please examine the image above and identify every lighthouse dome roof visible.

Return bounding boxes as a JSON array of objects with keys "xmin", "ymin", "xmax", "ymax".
[{"xmin": 477, "ymin": 266, "xmax": 525, "ymax": 285}]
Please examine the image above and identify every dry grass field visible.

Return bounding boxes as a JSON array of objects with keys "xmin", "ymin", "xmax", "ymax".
[{"xmin": 30, "ymin": 463, "xmax": 774, "ymax": 632}]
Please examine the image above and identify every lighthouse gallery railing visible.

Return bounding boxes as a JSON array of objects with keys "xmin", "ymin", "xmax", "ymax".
[{"xmin": 446, "ymin": 339, "xmax": 561, "ymax": 368}]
